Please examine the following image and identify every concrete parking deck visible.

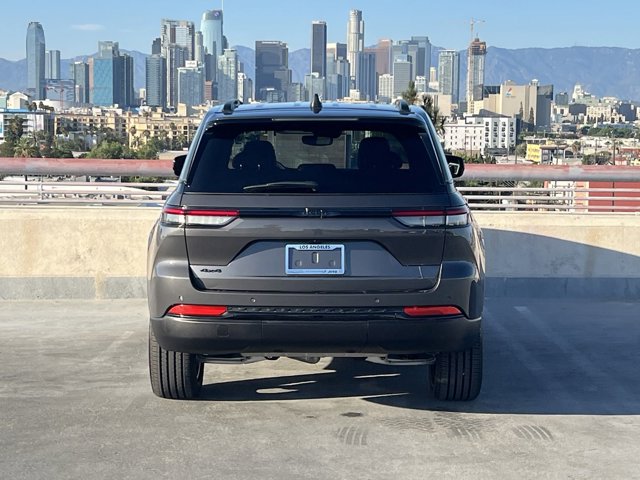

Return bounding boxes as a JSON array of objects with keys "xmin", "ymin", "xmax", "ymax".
[{"xmin": 1, "ymin": 297, "xmax": 639, "ymax": 479}]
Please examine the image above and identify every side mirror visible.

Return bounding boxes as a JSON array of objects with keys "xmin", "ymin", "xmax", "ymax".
[
  {"xmin": 173, "ymin": 154, "xmax": 187, "ymax": 177},
  {"xmin": 445, "ymin": 154, "xmax": 465, "ymax": 178}
]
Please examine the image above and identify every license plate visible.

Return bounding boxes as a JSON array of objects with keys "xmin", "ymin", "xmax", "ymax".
[{"xmin": 285, "ymin": 244, "xmax": 345, "ymax": 275}]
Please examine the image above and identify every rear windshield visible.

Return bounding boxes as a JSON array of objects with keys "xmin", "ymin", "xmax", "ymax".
[{"xmin": 186, "ymin": 120, "xmax": 444, "ymax": 194}]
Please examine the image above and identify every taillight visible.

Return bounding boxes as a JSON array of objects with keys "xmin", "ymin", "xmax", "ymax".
[
  {"xmin": 403, "ymin": 306, "xmax": 463, "ymax": 317},
  {"xmin": 161, "ymin": 207, "xmax": 239, "ymax": 227},
  {"xmin": 392, "ymin": 206, "xmax": 469, "ymax": 227},
  {"xmin": 166, "ymin": 304, "xmax": 227, "ymax": 317}
]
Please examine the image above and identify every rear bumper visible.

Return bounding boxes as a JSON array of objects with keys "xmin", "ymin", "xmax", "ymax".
[{"xmin": 150, "ymin": 313, "xmax": 481, "ymax": 356}]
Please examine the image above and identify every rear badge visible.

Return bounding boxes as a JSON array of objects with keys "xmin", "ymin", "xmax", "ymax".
[{"xmin": 285, "ymin": 244, "xmax": 345, "ymax": 275}]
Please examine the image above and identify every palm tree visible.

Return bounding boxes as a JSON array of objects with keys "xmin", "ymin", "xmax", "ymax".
[
  {"xmin": 571, "ymin": 141, "xmax": 581, "ymax": 159},
  {"xmin": 399, "ymin": 85, "xmax": 447, "ymax": 136},
  {"xmin": 129, "ymin": 126, "xmax": 137, "ymax": 149},
  {"xmin": 14, "ymin": 136, "xmax": 39, "ymax": 158},
  {"xmin": 157, "ymin": 128, "xmax": 169, "ymax": 150}
]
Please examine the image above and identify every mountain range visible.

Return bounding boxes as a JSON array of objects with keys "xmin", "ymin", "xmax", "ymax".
[{"xmin": 2, "ymin": 46, "xmax": 639, "ymax": 102}]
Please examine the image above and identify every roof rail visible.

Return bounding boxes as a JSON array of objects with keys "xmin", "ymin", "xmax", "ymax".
[
  {"xmin": 310, "ymin": 94, "xmax": 323, "ymax": 114},
  {"xmin": 394, "ymin": 99, "xmax": 411, "ymax": 115},
  {"xmin": 222, "ymin": 99, "xmax": 243, "ymax": 115}
]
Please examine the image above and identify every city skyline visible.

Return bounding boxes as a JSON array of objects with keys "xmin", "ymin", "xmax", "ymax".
[{"xmin": 2, "ymin": 0, "xmax": 640, "ymax": 61}]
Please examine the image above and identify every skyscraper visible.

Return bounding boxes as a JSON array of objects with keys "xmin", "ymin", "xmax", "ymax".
[
  {"xmin": 217, "ymin": 49, "xmax": 238, "ymax": 101},
  {"xmin": 26, "ymin": 22, "xmax": 46, "ymax": 100},
  {"xmin": 378, "ymin": 73, "xmax": 394, "ymax": 102},
  {"xmin": 326, "ymin": 42, "xmax": 347, "ymax": 99},
  {"xmin": 194, "ymin": 31, "xmax": 205, "ymax": 64},
  {"xmin": 177, "ymin": 61, "xmax": 205, "ymax": 109},
  {"xmin": 466, "ymin": 37, "xmax": 487, "ymax": 113},
  {"xmin": 375, "ymin": 39, "xmax": 393, "ymax": 76},
  {"xmin": 346, "ymin": 10, "xmax": 364, "ymax": 80},
  {"xmin": 311, "ymin": 21, "xmax": 327, "ymax": 78},
  {"xmin": 91, "ymin": 41, "xmax": 134, "ymax": 107},
  {"xmin": 305, "ymin": 73, "xmax": 325, "ymax": 101},
  {"xmin": 161, "ymin": 19, "xmax": 195, "ymax": 108},
  {"xmin": 151, "ymin": 38, "xmax": 162, "ymax": 55},
  {"xmin": 201, "ymin": 10, "xmax": 224, "ymax": 58},
  {"xmin": 237, "ymin": 71, "xmax": 253, "ymax": 103},
  {"xmin": 145, "ymin": 55, "xmax": 166, "ymax": 107},
  {"xmin": 45, "ymin": 50, "xmax": 60, "ymax": 80},
  {"xmin": 98, "ymin": 40, "xmax": 119, "ymax": 58},
  {"xmin": 255, "ymin": 41, "xmax": 290, "ymax": 102},
  {"xmin": 438, "ymin": 49, "xmax": 460, "ymax": 104},
  {"xmin": 166, "ymin": 45, "xmax": 190, "ymax": 108},
  {"xmin": 161, "ymin": 20, "xmax": 195, "ymax": 59},
  {"xmin": 70, "ymin": 61, "xmax": 90, "ymax": 104},
  {"xmin": 392, "ymin": 56, "xmax": 412, "ymax": 98},
  {"xmin": 326, "ymin": 42, "xmax": 347, "ymax": 63},
  {"xmin": 356, "ymin": 51, "xmax": 376, "ymax": 101},
  {"xmin": 409, "ymin": 36, "xmax": 432, "ymax": 79},
  {"xmin": 122, "ymin": 54, "xmax": 135, "ymax": 107}
]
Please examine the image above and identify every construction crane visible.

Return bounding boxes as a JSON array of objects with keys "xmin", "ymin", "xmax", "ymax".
[
  {"xmin": 45, "ymin": 84, "xmax": 66, "ymax": 111},
  {"xmin": 470, "ymin": 18, "xmax": 485, "ymax": 42}
]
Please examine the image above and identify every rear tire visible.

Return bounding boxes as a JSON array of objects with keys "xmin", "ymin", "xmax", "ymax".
[
  {"xmin": 149, "ymin": 325, "xmax": 203, "ymax": 399},
  {"xmin": 430, "ymin": 338, "xmax": 483, "ymax": 401}
]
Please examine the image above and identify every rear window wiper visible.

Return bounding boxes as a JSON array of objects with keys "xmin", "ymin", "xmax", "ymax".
[{"xmin": 242, "ymin": 181, "xmax": 319, "ymax": 193}]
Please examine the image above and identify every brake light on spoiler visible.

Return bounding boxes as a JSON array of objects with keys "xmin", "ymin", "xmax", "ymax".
[
  {"xmin": 162, "ymin": 207, "xmax": 239, "ymax": 227},
  {"xmin": 392, "ymin": 206, "xmax": 469, "ymax": 228}
]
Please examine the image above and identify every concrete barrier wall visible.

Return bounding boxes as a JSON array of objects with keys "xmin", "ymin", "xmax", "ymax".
[
  {"xmin": 478, "ymin": 213, "xmax": 640, "ymax": 298},
  {"xmin": 0, "ymin": 207, "xmax": 639, "ymax": 300},
  {"xmin": 0, "ymin": 207, "xmax": 157, "ymax": 300}
]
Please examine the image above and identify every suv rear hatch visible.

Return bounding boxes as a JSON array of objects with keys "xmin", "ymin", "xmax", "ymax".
[{"xmin": 172, "ymin": 118, "xmax": 462, "ymax": 295}]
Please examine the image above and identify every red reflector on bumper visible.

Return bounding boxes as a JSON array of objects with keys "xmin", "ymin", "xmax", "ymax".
[
  {"xmin": 167, "ymin": 305, "xmax": 227, "ymax": 317},
  {"xmin": 403, "ymin": 306, "xmax": 462, "ymax": 317}
]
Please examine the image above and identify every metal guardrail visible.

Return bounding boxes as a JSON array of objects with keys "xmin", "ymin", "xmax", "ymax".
[
  {"xmin": 2, "ymin": 158, "xmax": 640, "ymax": 181},
  {"xmin": 1, "ymin": 158, "xmax": 639, "ymax": 212}
]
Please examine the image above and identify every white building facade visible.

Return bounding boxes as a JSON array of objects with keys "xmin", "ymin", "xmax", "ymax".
[{"xmin": 444, "ymin": 113, "xmax": 516, "ymax": 155}]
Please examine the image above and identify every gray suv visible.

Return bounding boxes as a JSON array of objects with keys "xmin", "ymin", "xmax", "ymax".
[{"xmin": 148, "ymin": 98, "xmax": 485, "ymax": 401}]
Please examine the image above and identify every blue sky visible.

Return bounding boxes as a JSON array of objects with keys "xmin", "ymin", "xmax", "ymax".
[{"xmin": 1, "ymin": 0, "xmax": 639, "ymax": 60}]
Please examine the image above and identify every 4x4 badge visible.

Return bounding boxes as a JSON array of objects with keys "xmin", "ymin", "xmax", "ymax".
[{"xmin": 200, "ymin": 268, "xmax": 222, "ymax": 274}]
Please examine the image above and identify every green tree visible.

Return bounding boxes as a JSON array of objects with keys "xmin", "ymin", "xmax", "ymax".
[
  {"xmin": 399, "ymin": 84, "xmax": 447, "ymax": 135},
  {"xmin": 5, "ymin": 116, "xmax": 27, "ymax": 144},
  {"xmin": 86, "ymin": 140, "xmax": 134, "ymax": 159},
  {"xmin": 1, "ymin": 117, "xmax": 27, "ymax": 157},
  {"xmin": 528, "ymin": 108, "xmax": 535, "ymax": 129},
  {"xmin": 418, "ymin": 94, "xmax": 446, "ymax": 135},
  {"xmin": 0, "ymin": 141, "xmax": 14, "ymax": 157},
  {"xmin": 14, "ymin": 136, "xmax": 40, "ymax": 158},
  {"xmin": 401, "ymin": 81, "xmax": 418, "ymax": 105},
  {"xmin": 135, "ymin": 137, "xmax": 164, "ymax": 159},
  {"xmin": 157, "ymin": 129, "xmax": 169, "ymax": 150},
  {"xmin": 51, "ymin": 140, "xmax": 74, "ymax": 158},
  {"xmin": 175, "ymin": 134, "xmax": 189, "ymax": 149}
]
